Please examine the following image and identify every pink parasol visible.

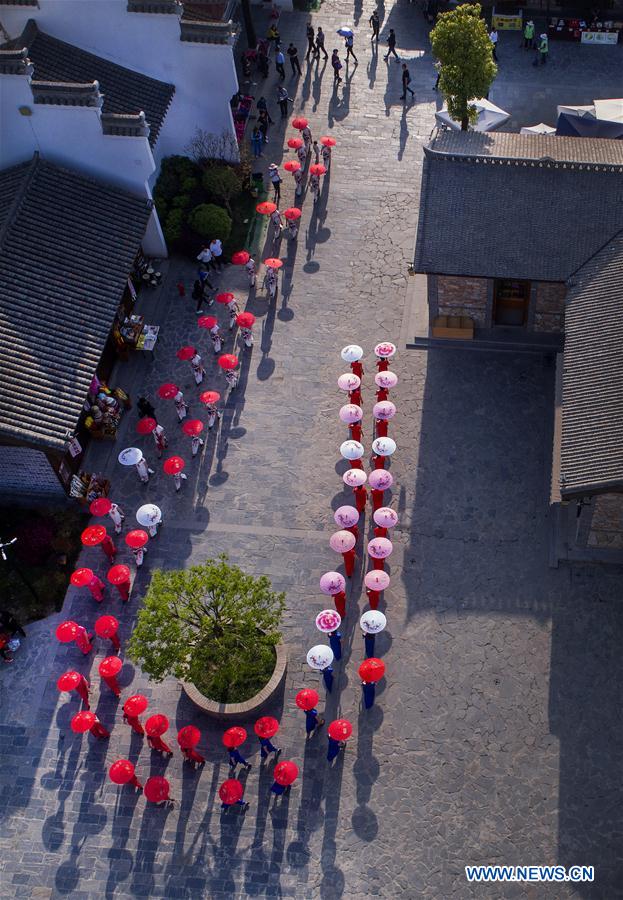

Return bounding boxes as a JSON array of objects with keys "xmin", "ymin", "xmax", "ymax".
[
  {"xmin": 329, "ymin": 530, "xmax": 356, "ymax": 553},
  {"xmin": 337, "ymin": 372, "xmax": 361, "ymax": 392},
  {"xmin": 364, "ymin": 570, "xmax": 390, "ymax": 591},
  {"xmin": 333, "ymin": 505, "xmax": 359, "ymax": 528},
  {"xmin": 340, "ymin": 344, "xmax": 363, "ymax": 363},
  {"xmin": 343, "ymin": 469, "xmax": 367, "ymax": 488},
  {"xmin": 373, "ymin": 507, "xmax": 399, "ymax": 529},
  {"xmin": 368, "ymin": 469, "xmax": 394, "ymax": 491},
  {"xmin": 373, "ymin": 401, "xmax": 396, "ymax": 421},
  {"xmin": 319, "ymin": 571, "xmax": 346, "ymax": 595},
  {"xmin": 367, "ymin": 537, "xmax": 393, "ymax": 559},
  {"xmin": 315, "ymin": 609, "xmax": 342, "ymax": 633},
  {"xmin": 375, "ymin": 371, "xmax": 398, "ymax": 389},
  {"xmin": 374, "ymin": 341, "xmax": 397, "ymax": 359},
  {"xmin": 340, "ymin": 440, "xmax": 364, "ymax": 461},
  {"xmin": 372, "ymin": 437, "xmax": 397, "ymax": 457},
  {"xmin": 339, "ymin": 404, "xmax": 363, "ymax": 424}
]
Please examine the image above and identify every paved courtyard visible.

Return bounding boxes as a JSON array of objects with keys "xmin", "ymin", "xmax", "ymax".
[{"xmin": 1, "ymin": 2, "xmax": 623, "ymax": 898}]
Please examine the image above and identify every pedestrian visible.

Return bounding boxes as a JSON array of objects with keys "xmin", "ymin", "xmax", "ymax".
[
  {"xmin": 267, "ymin": 23, "xmax": 280, "ymax": 47},
  {"xmin": 137, "ymin": 396, "xmax": 156, "ymax": 421},
  {"xmin": 107, "ymin": 502, "xmax": 125, "ymax": 534},
  {"xmin": 190, "ymin": 352, "xmax": 205, "ymax": 386},
  {"xmin": 205, "ymin": 400, "xmax": 222, "ymax": 429},
  {"xmin": 369, "ymin": 9, "xmax": 380, "ymax": 41},
  {"xmin": 351, "ymin": 357, "xmax": 364, "ymax": 379},
  {"xmin": 197, "ymin": 244, "xmax": 215, "ymax": 271},
  {"xmin": 153, "ymin": 423, "xmax": 168, "ymax": 458},
  {"xmin": 524, "ymin": 19, "xmax": 535, "ymax": 49},
  {"xmin": 321, "ymin": 142, "xmax": 332, "ymax": 170},
  {"xmin": 264, "ymin": 266, "xmax": 278, "ymax": 300},
  {"xmin": 433, "ymin": 60, "xmax": 441, "ymax": 90},
  {"xmin": 275, "ymin": 45, "xmax": 286, "ymax": 80},
  {"xmin": 257, "ymin": 94, "xmax": 269, "ymax": 114},
  {"xmin": 174, "ymin": 390, "xmax": 189, "ymax": 423},
  {"xmin": 312, "ymin": 139, "xmax": 320, "ymax": 165},
  {"xmin": 180, "ymin": 744, "xmax": 206, "ymax": 765},
  {"xmin": 344, "ymin": 32, "xmax": 358, "ymax": 64},
  {"xmin": 362, "ymin": 680, "xmax": 375, "ymax": 709},
  {"xmin": 353, "ymin": 483, "xmax": 367, "ymax": 514},
  {"xmin": 245, "ymin": 256, "xmax": 257, "ymax": 287},
  {"xmin": 294, "ymin": 167, "xmax": 303, "ymax": 197},
  {"xmin": 327, "ymin": 735, "xmax": 344, "ymax": 761},
  {"xmin": 101, "ymin": 532, "xmax": 117, "ymax": 562},
  {"xmin": 349, "ymin": 420, "xmax": 362, "ymax": 443},
  {"xmin": 210, "ymin": 323, "xmax": 223, "ymax": 355},
  {"xmin": 328, "ymin": 629, "xmax": 342, "ymax": 661},
  {"xmin": 375, "ymin": 416, "xmax": 389, "ymax": 438},
  {"xmin": 73, "ymin": 623, "xmax": 94, "ymax": 654},
  {"xmin": 366, "ymin": 585, "xmax": 381, "ymax": 610},
  {"xmin": 305, "ymin": 21, "xmax": 316, "ymax": 60},
  {"xmin": 209, "ymin": 237, "xmax": 224, "ymax": 270},
  {"xmin": 400, "ymin": 63, "xmax": 415, "ymax": 101},
  {"xmin": 302, "ymin": 124, "xmax": 312, "ymax": 152},
  {"xmin": 333, "ymin": 588, "xmax": 346, "ymax": 618},
  {"xmin": 286, "ymin": 218, "xmax": 299, "ymax": 241},
  {"xmin": 258, "ymin": 736, "xmax": 281, "ymax": 760},
  {"xmin": 315, "ymin": 26, "xmax": 329, "ymax": 60},
  {"xmin": 384, "ymin": 28, "xmax": 399, "ymax": 61},
  {"xmin": 489, "ymin": 27, "xmax": 498, "ymax": 61},
  {"xmin": 251, "ymin": 126, "xmax": 263, "ymax": 159},
  {"xmin": 87, "ymin": 572, "xmax": 105, "ymax": 602},
  {"xmin": 146, "ymin": 719, "xmax": 174, "ymax": 755},
  {"xmin": 287, "ymin": 42, "xmax": 302, "ymax": 76},
  {"xmin": 268, "ymin": 164, "xmax": 282, "ymax": 203},
  {"xmin": 322, "ymin": 663, "xmax": 334, "ymax": 692},
  {"xmin": 225, "ymin": 369, "xmax": 239, "ymax": 390},
  {"xmin": 363, "ymin": 629, "xmax": 376, "ymax": 658},
  {"xmin": 123, "ymin": 704, "xmax": 145, "ymax": 735},
  {"xmin": 258, "ymin": 108, "xmax": 271, "ymax": 143},
  {"xmin": 277, "ymin": 85, "xmax": 291, "ymax": 118},
  {"xmin": 173, "ymin": 471, "xmax": 188, "ymax": 492},
  {"xmin": 148, "ymin": 732, "xmax": 174, "ymax": 755},
  {"xmin": 270, "ymin": 207, "xmax": 283, "ymax": 240},
  {"xmin": 192, "ymin": 278, "xmax": 206, "ymax": 313},
  {"xmin": 331, "ymin": 49, "xmax": 343, "ymax": 83},
  {"xmin": 132, "ymin": 544, "xmax": 146, "ymax": 567},
  {"xmin": 190, "ymin": 433, "xmax": 204, "ymax": 458},
  {"xmin": 226, "ymin": 296, "xmax": 240, "ymax": 330},
  {"xmin": 536, "ymin": 33, "xmax": 548, "ymax": 64},
  {"xmin": 228, "ymin": 746, "xmax": 252, "ymax": 771},
  {"xmin": 296, "ymin": 142, "xmax": 307, "ymax": 166},
  {"xmin": 305, "ymin": 706, "xmax": 324, "ymax": 736},
  {"xmin": 309, "ymin": 172, "xmax": 320, "ymax": 203}
]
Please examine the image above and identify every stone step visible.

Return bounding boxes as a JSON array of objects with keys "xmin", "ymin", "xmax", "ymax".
[{"xmin": 407, "ymin": 335, "xmax": 562, "ymax": 356}]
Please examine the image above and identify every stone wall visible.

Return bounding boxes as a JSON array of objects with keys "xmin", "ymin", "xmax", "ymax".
[
  {"xmin": 533, "ymin": 283, "xmax": 566, "ymax": 333},
  {"xmin": 436, "ymin": 275, "xmax": 489, "ymax": 327},
  {"xmin": 587, "ymin": 493, "xmax": 623, "ymax": 550}
]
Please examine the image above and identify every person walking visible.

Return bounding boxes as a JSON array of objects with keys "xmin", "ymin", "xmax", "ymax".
[
  {"xmin": 321, "ymin": 142, "xmax": 332, "ymax": 170},
  {"xmin": 312, "ymin": 139, "xmax": 320, "ymax": 165},
  {"xmin": 327, "ymin": 735, "xmax": 345, "ymax": 762},
  {"xmin": 228, "ymin": 745, "xmax": 252, "ymax": 771},
  {"xmin": 384, "ymin": 28, "xmax": 399, "ymax": 61},
  {"xmin": 210, "ymin": 323, "xmax": 222, "ymax": 355},
  {"xmin": 489, "ymin": 27, "xmax": 498, "ymax": 62},
  {"xmin": 173, "ymin": 471, "xmax": 188, "ymax": 493},
  {"xmin": 362, "ymin": 679, "xmax": 376, "ymax": 709},
  {"xmin": 344, "ymin": 32, "xmax": 358, "ymax": 65},
  {"xmin": 296, "ymin": 142, "xmax": 307, "ymax": 167},
  {"xmin": 226, "ymin": 296, "xmax": 240, "ymax": 330},
  {"xmin": 258, "ymin": 735, "xmax": 281, "ymax": 760},
  {"xmin": 174, "ymin": 390, "xmax": 189, "ymax": 423},
  {"xmin": 108, "ymin": 502, "xmax": 125, "ymax": 535},
  {"xmin": 225, "ymin": 369, "xmax": 239, "ymax": 390},
  {"xmin": 305, "ymin": 21, "xmax": 316, "ymax": 60},
  {"xmin": 301, "ymin": 124, "xmax": 312, "ymax": 152},
  {"xmin": 305, "ymin": 706, "xmax": 324, "ymax": 736},
  {"xmin": 258, "ymin": 109, "xmax": 271, "ymax": 144},
  {"xmin": 277, "ymin": 85, "xmax": 292, "ymax": 118},
  {"xmin": 132, "ymin": 544, "xmax": 146, "ymax": 567},
  {"xmin": 153, "ymin": 423, "xmax": 168, "ymax": 458},
  {"xmin": 245, "ymin": 256, "xmax": 257, "ymax": 287},
  {"xmin": 209, "ymin": 238, "xmax": 224, "ymax": 271},
  {"xmin": 309, "ymin": 172, "xmax": 320, "ymax": 204},
  {"xmin": 315, "ymin": 26, "xmax": 329, "ymax": 60},
  {"xmin": 135, "ymin": 456, "xmax": 153, "ymax": 484},
  {"xmin": 293, "ymin": 166, "xmax": 303, "ymax": 197},
  {"xmin": 433, "ymin": 60, "xmax": 441, "ymax": 90},
  {"xmin": 268, "ymin": 164, "xmax": 282, "ymax": 203},
  {"xmin": 191, "ymin": 352, "xmax": 205, "ymax": 386},
  {"xmin": 536, "ymin": 33, "xmax": 548, "ymax": 64},
  {"xmin": 400, "ymin": 63, "xmax": 415, "ymax": 101},
  {"xmin": 287, "ymin": 42, "xmax": 302, "ymax": 76},
  {"xmin": 363, "ymin": 629, "xmax": 376, "ymax": 658},
  {"xmin": 524, "ymin": 19, "xmax": 535, "ymax": 49},
  {"xmin": 87, "ymin": 572, "xmax": 106, "ymax": 602},
  {"xmin": 270, "ymin": 208, "xmax": 283, "ymax": 241},
  {"xmin": 328, "ymin": 629, "xmax": 342, "ymax": 661},
  {"xmin": 190, "ymin": 433, "xmax": 204, "ymax": 458},
  {"xmin": 275, "ymin": 45, "xmax": 286, "ymax": 80},
  {"xmin": 369, "ymin": 9, "xmax": 380, "ymax": 41},
  {"xmin": 322, "ymin": 663, "xmax": 334, "ymax": 693},
  {"xmin": 251, "ymin": 126, "xmax": 263, "ymax": 159},
  {"xmin": 333, "ymin": 588, "xmax": 346, "ymax": 619},
  {"xmin": 197, "ymin": 244, "xmax": 215, "ymax": 271},
  {"xmin": 331, "ymin": 49, "xmax": 343, "ymax": 84},
  {"xmin": 137, "ymin": 396, "xmax": 157, "ymax": 421}
]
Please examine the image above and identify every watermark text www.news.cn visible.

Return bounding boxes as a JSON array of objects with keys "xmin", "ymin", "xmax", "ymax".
[{"xmin": 465, "ymin": 865, "xmax": 594, "ymax": 883}]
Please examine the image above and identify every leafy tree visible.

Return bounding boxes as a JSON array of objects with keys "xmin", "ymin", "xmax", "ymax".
[
  {"xmin": 202, "ymin": 166, "xmax": 243, "ymax": 215},
  {"xmin": 188, "ymin": 203, "xmax": 232, "ymax": 241},
  {"xmin": 163, "ymin": 208, "xmax": 184, "ymax": 244},
  {"xmin": 128, "ymin": 556, "xmax": 285, "ymax": 702},
  {"xmin": 430, "ymin": 3, "xmax": 497, "ymax": 130}
]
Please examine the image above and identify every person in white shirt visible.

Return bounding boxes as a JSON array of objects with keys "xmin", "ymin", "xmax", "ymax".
[
  {"xmin": 489, "ymin": 28, "xmax": 498, "ymax": 61},
  {"xmin": 197, "ymin": 246, "xmax": 214, "ymax": 270},
  {"xmin": 245, "ymin": 257, "xmax": 257, "ymax": 287},
  {"xmin": 209, "ymin": 238, "xmax": 224, "ymax": 270}
]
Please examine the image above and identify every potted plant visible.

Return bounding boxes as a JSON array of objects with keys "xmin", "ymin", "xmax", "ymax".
[{"xmin": 128, "ymin": 556, "xmax": 286, "ymax": 712}]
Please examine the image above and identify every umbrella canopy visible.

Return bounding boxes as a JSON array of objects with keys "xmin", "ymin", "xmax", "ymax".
[
  {"xmin": 320, "ymin": 135, "xmax": 337, "ymax": 147},
  {"xmin": 254, "ymin": 716, "xmax": 280, "ymax": 739},
  {"xmin": 359, "ymin": 658, "xmax": 385, "ymax": 683},
  {"xmin": 368, "ymin": 469, "xmax": 394, "ymax": 491},
  {"xmin": 219, "ymin": 778, "xmax": 243, "ymax": 804},
  {"xmin": 337, "ymin": 372, "xmax": 361, "ymax": 392},
  {"xmin": 374, "ymin": 341, "xmax": 396, "ymax": 359},
  {"xmin": 222, "ymin": 726, "xmax": 247, "ymax": 749},
  {"xmin": 334, "ymin": 505, "xmax": 359, "ymax": 528},
  {"xmin": 327, "ymin": 718, "xmax": 352, "ymax": 741},
  {"xmin": 263, "ymin": 257, "xmax": 283, "ymax": 269},
  {"xmin": 81, "ymin": 525, "xmax": 106, "ymax": 547},
  {"xmin": 360, "ymin": 610, "xmax": 387, "ymax": 634},
  {"xmin": 95, "ymin": 615, "xmax": 119, "ymax": 638},
  {"xmin": 274, "ymin": 760, "xmax": 299, "ymax": 786},
  {"xmin": 256, "ymin": 201, "xmax": 277, "ymax": 215},
  {"xmin": 340, "ymin": 440, "xmax": 364, "ymax": 461},
  {"xmin": 319, "ymin": 571, "xmax": 346, "ymax": 595},
  {"xmin": 197, "ymin": 315, "xmax": 219, "ymax": 330},
  {"xmin": 71, "ymin": 711, "xmax": 96, "ymax": 733},
  {"xmin": 375, "ymin": 371, "xmax": 398, "ymax": 390},
  {"xmin": 109, "ymin": 759, "xmax": 136, "ymax": 785},
  {"xmin": 182, "ymin": 419, "xmax": 204, "ymax": 437},
  {"xmin": 99, "ymin": 655, "xmax": 122, "ymax": 677},
  {"xmin": 145, "ymin": 714, "xmax": 169, "ymax": 737},
  {"xmin": 337, "ymin": 26, "xmax": 353, "ymax": 36},
  {"xmin": 340, "ymin": 344, "xmax": 363, "ymax": 363},
  {"xmin": 163, "ymin": 456, "xmax": 185, "ymax": 475},
  {"xmin": 158, "ymin": 383, "xmax": 179, "ymax": 400},
  {"xmin": 136, "ymin": 504, "xmax": 162, "ymax": 527},
  {"xmin": 364, "ymin": 570, "xmax": 390, "ymax": 591},
  {"xmin": 373, "ymin": 401, "xmax": 396, "ymax": 421},
  {"xmin": 236, "ymin": 312, "xmax": 256, "ymax": 328},
  {"xmin": 124, "ymin": 694, "xmax": 148, "ymax": 717},
  {"xmin": 70, "ymin": 567, "xmax": 94, "ymax": 587},
  {"xmin": 367, "ymin": 537, "xmax": 393, "ymax": 559},
  {"xmin": 309, "ymin": 163, "xmax": 326, "ymax": 176},
  {"xmin": 330, "ymin": 530, "xmax": 356, "ymax": 553},
  {"xmin": 284, "ymin": 160, "xmax": 301, "ymax": 172},
  {"xmin": 343, "ymin": 469, "xmax": 367, "ymax": 487},
  {"xmin": 176, "ymin": 345, "xmax": 196, "ymax": 361},
  {"xmin": 136, "ymin": 417, "xmax": 157, "ymax": 435},
  {"xmin": 231, "ymin": 250, "xmax": 250, "ymax": 265},
  {"xmin": 339, "ymin": 404, "xmax": 363, "ymax": 424},
  {"xmin": 283, "ymin": 207, "xmax": 302, "ymax": 221},
  {"xmin": 200, "ymin": 390, "xmax": 221, "ymax": 404},
  {"xmin": 315, "ymin": 609, "xmax": 342, "ymax": 633},
  {"xmin": 291, "ymin": 116, "xmax": 308, "ymax": 130},
  {"xmin": 306, "ymin": 644, "xmax": 334, "ymax": 670},
  {"xmin": 295, "ymin": 688, "xmax": 319, "ymax": 711},
  {"xmin": 218, "ymin": 354, "xmax": 239, "ymax": 371},
  {"xmin": 216, "ymin": 292, "xmax": 236, "ymax": 305},
  {"xmin": 90, "ymin": 497, "xmax": 112, "ymax": 516},
  {"xmin": 118, "ymin": 447, "xmax": 143, "ymax": 466},
  {"xmin": 144, "ymin": 776, "xmax": 170, "ymax": 803},
  {"xmin": 373, "ymin": 507, "xmax": 398, "ymax": 529},
  {"xmin": 372, "ymin": 437, "xmax": 397, "ymax": 457},
  {"xmin": 107, "ymin": 564, "xmax": 131, "ymax": 585},
  {"xmin": 57, "ymin": 670, "xmax": 82, "ymax": 692},
  {"xmin": 435, "ymin": 97, "xmax": 510, "ymax": 132},
  {"xmin": 125, "ymin": 529, "xmax": 149, "ymax": 549},
  {"xmin": 287, "ymin": 137, "xmax": 304, "ymax": 149},
  {"xmin": 177, "ymin": 725, "xmax": 201, "ymax": 748}
]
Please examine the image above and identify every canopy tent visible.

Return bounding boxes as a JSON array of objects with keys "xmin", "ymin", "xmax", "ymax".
[
  {"xmin": 520, "ymin": 123, "xmax": 556, "ymax": 135},
  {"xmin": 435, "ymin": 98, "xmax": 510, "ymax": 132},
  {"xmin": 556, "ymin": 112, "xmax": 623, "ymax": 140}
]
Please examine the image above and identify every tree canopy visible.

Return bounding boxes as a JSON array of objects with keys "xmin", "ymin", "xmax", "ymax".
[{"xmin": 430, "ymin": 4, "xmax": 497, "ymax": 130}]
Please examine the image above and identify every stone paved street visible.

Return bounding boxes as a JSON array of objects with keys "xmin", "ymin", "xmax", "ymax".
[{"xmin": 1, "ymin": 3, "xmax": 623, "ymax": 898}]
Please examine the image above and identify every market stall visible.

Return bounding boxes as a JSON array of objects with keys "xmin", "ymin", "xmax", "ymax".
[{"xmin": 548, "ymin": 17, "xmax": 621, "ymax": 43}]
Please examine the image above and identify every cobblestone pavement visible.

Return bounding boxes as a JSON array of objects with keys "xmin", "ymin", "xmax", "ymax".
[{"xmin": 1, "ymin": 3, "xmax": 623, "ymax": 899}]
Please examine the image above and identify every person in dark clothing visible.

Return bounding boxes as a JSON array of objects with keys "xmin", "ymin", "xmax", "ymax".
[
  {"xmin": 287, "ymin": 43, "xmax": 302, "ymax": 75},
  {"xmin": 258, "ymin": 108, "xmax": 271, "ymax": 142},
  {"xmin": 314, "ymin": 27, "xmax": 329, "ymax": 60},
  {"xmin": 384, "ymin": 28, "xmax": 399, "ymax": 61},
  {"xmin": 277, "ymin": 85, "xmax": 292, "ymax": 118},
  {"xmin": 369, "ymin": 10, "xmax": 380, "ymax": 40},
  {"xmin": 137, "ymin": 397, "xmax": 157, "ymax": 421},
  {"xmin": 344, "ymin": 33, "xmax": 358, "ymax": 64},
  {"xmin": 306, "ymin": 22, "xmax": 316, "ymax": 59},
  {"xmin": 331, "ymin": 49, "xmax": 343, "ymax": 83},
  {"xmin": 400, "ymin": 63, "xmax": 415, "ymax": 100},
  {"xmin": 192, "ymin": 278, "xmax": 213, "ymax": 312},
  {"xmin": 258, "ymin": 50, "xmax": 270, "ymax": 78}
]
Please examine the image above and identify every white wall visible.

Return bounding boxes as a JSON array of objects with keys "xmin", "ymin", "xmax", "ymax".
[{"xmin": 0, "ymin": 0, "xmax": 239, "ymax": 168}]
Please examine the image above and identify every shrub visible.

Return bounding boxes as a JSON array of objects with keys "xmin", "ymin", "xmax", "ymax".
[
  {"xmin": 171, "ymin": 194, "xmax": 191, "ymax": 209},
  {"xmin": 163, "ymin": 208, "xmax": 184, "ymax": 244},
  {"xmin": 188, "ymin": 203, "xmax": 232, "ymax": 241},
  {"xmin": 181, "ymin": 176, "xmax": 199, "ymax": 193},
  {"xmin": 154, "ymin": 171, "xmax": 179, "ymax": 202},
  {"xmin": 202, "ymin": 166, "xmax": 243, "ymax": 215}
]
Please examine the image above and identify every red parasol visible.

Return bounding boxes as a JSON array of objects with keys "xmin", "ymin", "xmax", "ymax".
[
  {"xmin": 295, "ymin": 688, "xmax": 320, "ymax": 711},
  {"xmin": 107, "ymin": 564, "xmax": 131, "ymax": 585},
  {"xmin": 231, "ymin": 250, "xmax": 250, "ymax": 266},
  {"xmin": 287, "ymin": 137, "xmax": 303, "ymax": 150},
  {"xmin": 146, "ymin": 714, "xmax": 169, "ymax": 737},
  {"xmin": 254, "ymin": 716, "xmax": 280, "ymax": 739},
  {"xmin": 158, "ymin": 383, "xmax": 179, "ymax": 400},
  {"xmin": 162, "ymin": 456, "xmax": 185, "ymax": 475},
  {"xmin": 309, "ymin": 164, "xmax": 326, "ymax": 176},
  {"xmin": 320, "ymin": 135, "xmax": 337, "ymax": 147},
  {"xmin": 222, "ymin": 726, "xmax": 247, "ymax": 749},
  {"xmin": 109, "ymin": 759, "xmax": 136, "ymax": 785},
  {"xmin": 200, "ymin": 390, "xmax": 221, "ymax": 404},
  {"xmin": 90, "ymin": 497, "xmax": 112, "ymax": 516},
  {"xmin": 327, "ymin": 719, "xmax": 353, "ymax": 741},
  {"xmin": 95, "ymin": 615, "xmax": 119, "ymax": 638},
  {"xmin": 70, "ymin": 567, "xmax": 94, "ymax": 587},
  {"xmin": 219, "ymin": 779, "xmax": 244, "ymax": 805},
  {"xmin": 177, "ymin": 725, "xmax": 201, "ymax": 748},
  {"xmin": 283, "ymin": 207, "xmax": 302, "ymax": 221},
  {"xmin": 256, "ymin": 201, "xmax": 277, "ymax": 215},
  {"xmin": 197, "ymin": 315, "xmax": 218, "ymax": 330},
  {"xmin": 284, "ymin": 160, "xmax": 301, "ymax": 173},
  {"xmin": 235, "ymin": 312, "xmax": 256, "ymax": 329},
  {"xmin": 176, "ymin": 345, "xmax": 196, "ymax": 361},
  {"xmin": 71, "ymin": 711, "xmax": 96, "ymax": 733},
  {"xmin": 136, "ymin": 417, "xmax": 157, "ymax": 435},
  {"xmin": 123, "ymin": 694, "xmax": 148, "ymax": 717},
  {"xmin": 291, "ymin": 116, "xmax": 308, "ymax": 130},
  {"xmin": 218, "ymin": 354, "xmax": 239, "ymax": 371},
  {"xmin": 216, "ymin": 292, "xmax": 235, "ymax": 305},
  {"xmin": 144, "ymin": 776, "xmax": 170, "ymax": 803},
  {"xmin": 57, "ymin": 671, "xmax": 82, "ymax": 692},
  {"xmin": 125, "ymin": 529, "xmax": 149, "ymax": 549},
  {"xmin": 182, "ymin": 419, "xmax": 204, "ymax": 437},
  {"xmin": 358, "ymin": 658, "xmax": 385, "ymax": 683},
  {"xmin": 273, "ymin": 760, "xmax": 299, "ymax": 786},
  {"xmin": 263, "ymin": 257, "xmax": 283, "ymax": 269},
  {"xmin": 81, "ymin": 525, "xmax": 106, "ymax": 547},
  {"xmin": 56, "ymin": 620, "xmax": 79, "ymax": 643},
  {"xmin": 99, "ymin": 656, "xmax": 122, "ymax": 678}
]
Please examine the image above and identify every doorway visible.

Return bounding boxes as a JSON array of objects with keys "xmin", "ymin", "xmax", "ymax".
[{"xmin": 493, "ymin": 279, "xmax": 531, "ymax": 327}]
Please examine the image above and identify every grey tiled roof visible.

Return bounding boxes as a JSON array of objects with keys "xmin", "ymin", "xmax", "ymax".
[
  {"xmin": 4, "ymin": 20, "xmax": 174, "ymax": 146},
  {"xmin": 414, "ymin": 132, "xmax": 623, "ymax": 281},
  {"xmin": 0, "ymin": 154, "xmax": 151, "ymax": 452},
  {"xmin": 559, "ymin": 231, "xmax": 623, "ymax": 497}
]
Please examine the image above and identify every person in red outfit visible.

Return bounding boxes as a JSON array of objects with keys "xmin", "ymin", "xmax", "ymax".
[
  {"xmin": 353, "ymin": 485, "xmax": 367, "ymax": 513},
  {"xmin": 101, "ymin": 535, "xmax": 116, "ymax": 562},
  {"xmin": 375, "ymin": 418, "xmax": 389, "ymax": 438}
]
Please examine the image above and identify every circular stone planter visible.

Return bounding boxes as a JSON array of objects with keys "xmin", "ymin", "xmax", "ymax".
[{"xmin": 180, "ymin": 641, "xmax": 288, "ymax": 721}]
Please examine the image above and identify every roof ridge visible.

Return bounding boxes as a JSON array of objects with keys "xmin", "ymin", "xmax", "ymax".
[
  {"xmin": 567, "ymin": 226, "xmax": 623, "ymax": 283},
  {"xmin": 0, "ymin": 152, "xmax": 39, "ymax": 252},
  {"xmin": 424, "ymin": 143, "xmax": 623, "ymax": 173}
]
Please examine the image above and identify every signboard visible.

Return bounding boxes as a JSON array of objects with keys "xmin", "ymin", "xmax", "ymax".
[
  {"xmin": 127, "ymin": 277, "xmax": 137, "ymax": 302},
  {"xmin": 580, "ymin": 30, "xmax": 619, "ymax": 44},
  {"xmin": 137, "ymin": 324, "xmax": 160, "ymax": 351},
  {"xmin": 67, "ymin": 436, "xmax": 83, "ymax": 458},
  {"xmin": 492, "ymin": 12, "xmax": 523, "ymax": 30}
]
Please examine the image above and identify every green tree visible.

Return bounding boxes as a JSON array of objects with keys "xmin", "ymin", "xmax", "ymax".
[
  {"xmin": 430, "ymin": 4, "xmax": 497, "ymax": 131},
  {"xmin": 188, "ymin": 203, "xmax": 232, "ymax": 241},
  {"xmin": 202, "ymin": 165, "xmax": 243, "ymax": 215},
  {"xmin": 163, "ymin": 208, "xmax": 184, "ymax": 244},
  {"xmin": 127, "ymin": 556, "xmax": 285, "ymax": 702}
]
